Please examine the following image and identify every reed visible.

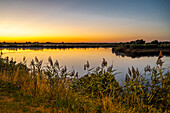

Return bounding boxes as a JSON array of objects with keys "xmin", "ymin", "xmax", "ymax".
[{"xmin": 0, "ymin": 52, "xmax": 169, "ymax": 112}]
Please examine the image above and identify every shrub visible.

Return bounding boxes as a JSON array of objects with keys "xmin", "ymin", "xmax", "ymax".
[{"xmin": 72, "ymin": 62, "xmax": 121, "ymax": 97}]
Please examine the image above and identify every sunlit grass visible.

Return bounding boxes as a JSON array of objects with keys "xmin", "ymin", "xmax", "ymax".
[{"xmin": 0, "ymin": 52, "xmax": 169, "ymax": 112}]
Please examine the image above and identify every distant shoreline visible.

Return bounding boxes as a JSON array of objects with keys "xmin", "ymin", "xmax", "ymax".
[
  {"xmin": 1, "ymin": 41, "xmax": 170, "ymax": 58},
  {"xmin": 0, "ymin": 43, "xmax": 118, "ymax": 49}
]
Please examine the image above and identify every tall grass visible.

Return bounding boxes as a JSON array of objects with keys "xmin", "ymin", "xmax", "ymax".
[{"xmin": 0, "ymin": 52, "xmax": 169, "ymax": 112}]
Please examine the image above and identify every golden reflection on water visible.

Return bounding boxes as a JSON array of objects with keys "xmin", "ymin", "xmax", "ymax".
[
  {"xmin": 1, "ymin": 48, "xmax": 114, "ymax": 65},
  {"xmin": 1, "ymin": 48, "xmax": 170, "ymax": 82}
]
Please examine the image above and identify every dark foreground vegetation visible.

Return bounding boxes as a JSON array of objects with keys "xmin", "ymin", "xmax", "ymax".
[{"xmin": 0, "ymin": 52, "xmax": 169, "ymax": 112}]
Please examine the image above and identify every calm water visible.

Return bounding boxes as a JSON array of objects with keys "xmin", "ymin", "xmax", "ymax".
[{"xmin": 1, "ymin": 48, "xmax": 170, "ymax": 83}]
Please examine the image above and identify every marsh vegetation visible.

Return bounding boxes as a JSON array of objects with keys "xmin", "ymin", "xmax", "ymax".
[{"xmin": 0, "ymin": 52, "xmax": 169, "ymax": 112}]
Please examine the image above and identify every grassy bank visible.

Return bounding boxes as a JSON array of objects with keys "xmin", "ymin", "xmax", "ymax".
[{"xmin": 0, "ymin": 52, "xmax": 169, "ymax": 112}]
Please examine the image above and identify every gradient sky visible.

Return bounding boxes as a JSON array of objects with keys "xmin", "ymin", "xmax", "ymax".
[{"xmin": 0, "ymin": 0, "xmax": 170, "ymax": 42}]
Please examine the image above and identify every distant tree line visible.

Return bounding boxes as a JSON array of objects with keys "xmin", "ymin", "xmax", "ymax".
[
  {"xmin": 127, "ymin": 39, "xmax": 170, "ymax": 44},
  {"xmin": 129, "ymin": 39, "xmax": 145, "ymax": 44},
  {"xmin": 0, "ymin": 39, "xmax": 169, "ymax": 44}
]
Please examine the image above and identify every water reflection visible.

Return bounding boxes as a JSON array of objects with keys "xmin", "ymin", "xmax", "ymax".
[{"xmin": 1, "ymin": 48, "xmax": 170, "ymax": 84}]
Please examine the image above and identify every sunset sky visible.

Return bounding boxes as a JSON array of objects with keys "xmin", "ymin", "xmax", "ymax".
[{"xmin": 0, "ymin": 0, "xmax": 170, "ymax": 42}]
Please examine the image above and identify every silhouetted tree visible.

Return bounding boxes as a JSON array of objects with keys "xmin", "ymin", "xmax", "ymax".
[
  {"xmin": 135, "ymin": 39, "xmax": 145, "ymax": 44},
  {"xmin": 46, "ymin": 42, "xmax": 51, "ymax": 44},
  {"xmin": 130, "ymin": 39, "xmax": 145, "ymax": 44},
  {"xmin": 130, "ymin": 41, "xmax": 135, "ymax": 44},
  {"xmin": 150, "ymin": 40, "xmax": 159, "ymax": 44},
  {"xmin": 33, "ymin": 42, "xmax": 39, "ymax": 44},
  {"xmin": 26, "ymin": 42, "xmax": 31, "ymax": 44}
]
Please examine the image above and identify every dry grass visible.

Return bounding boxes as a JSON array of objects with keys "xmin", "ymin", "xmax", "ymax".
[{"xmin": 0, "ymin": 52, "xmax": 169, "ymax": 112}]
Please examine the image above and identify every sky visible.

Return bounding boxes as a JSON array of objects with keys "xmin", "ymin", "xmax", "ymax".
[{"xmin": 0, "ymin": 0, "xmax": 170, "ymax": 42}]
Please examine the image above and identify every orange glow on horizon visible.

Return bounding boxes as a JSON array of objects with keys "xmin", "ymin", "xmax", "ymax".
[
  {"xmin": 0, "ymin": 36, "xmax": 136, "ymax": 43},
  {"xmin": 1, "ymin": 16, "xmax": 169, "ymax": 43},
  {"xmin": 0, "ymin": 14, "xmax": 163, "ymax": 43}
]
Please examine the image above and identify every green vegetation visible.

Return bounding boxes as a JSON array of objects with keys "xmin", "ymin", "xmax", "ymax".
[{"xmin": 0, "ymin": 52, "xmax": 169, "ymax": 112}]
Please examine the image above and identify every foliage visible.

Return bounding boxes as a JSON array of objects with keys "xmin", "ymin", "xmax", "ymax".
[
  {"xmin": 130, "ymin": 39, "xmax": 145, "ymax": 44},
  {"xmin": 0, "ymin": 52, "xmax": 169, "ymax": 112},
  {"xmin": 151, "ymin": 40, "xmax": 159, "ymax": 44},
  {"xmin": 122, "ymin": 51, "xmax": 170, "ymax": 112},
  {"xmin": 73, "ymin": 59, "xmax": 121, "ymax": 97}
]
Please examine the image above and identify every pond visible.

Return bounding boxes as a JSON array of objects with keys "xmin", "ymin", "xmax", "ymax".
[{"xmin": 1, "ymin": 48, "xmax": 170, "ymax": 84}]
